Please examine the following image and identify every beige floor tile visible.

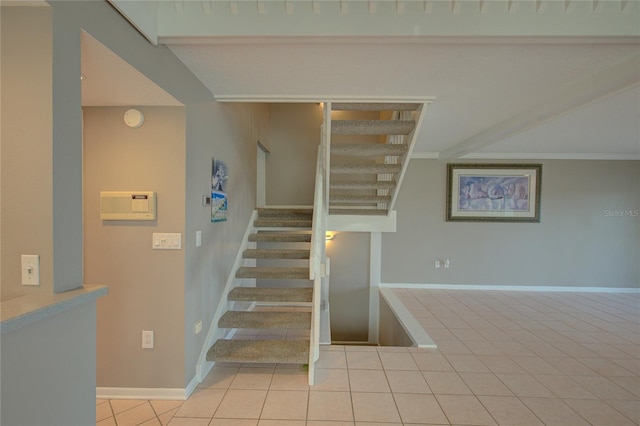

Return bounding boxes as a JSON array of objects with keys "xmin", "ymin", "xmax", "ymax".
[
  {"xmin": 97, "ymin": 417, "xmax": 117, "ymax": 426},
  {"xmin": 174, "ymin": 388, "xmax": 225, "ymax": 418},
  {"xmin": 316, "ymin": 350, "xmax": 348, "ymax": 369},
  {"xmin": 385, "ymin": 370, "xmax": 431, "ymax": 394},
  {"xmin": 200, "ymin": 366, "xmax": 240, "ymax": 389},
  {"xmin": 511, "ymin": 356, "xmax": 563, "ymax": 375},
  {"xmin": 445, "ymin": 354, "xmax": 491, "ymax": 373},
  {"xmin": 378, "ymin": 351, "xmax": 419, "ymax": 370},
  {"xmin": 260, "ymin": 390, "xmax": 308, "ymax": 420},
  {"xmin": 492, "ymin": 340, "xmax": 537, "ymax": 357},
  {"xmin": 435, "ymin": 340, "xmax": 472, "ymax": 355},
  {"xmin": 520, "ymin": 397, "xmax": 590, "ymax": 426},
  {"xmin": 312, "ymin": 368, "xmax": 351, "ymax": 391},
  {"xmin": 306, "ymin": 422, "xmax": 354, "ymax": 426},
  {"xmin": 140, "ymin": 418, "xmax": 162, "ymax": 426},
  {"xmin": 158, "ymin": 407, "xmax": 179, "ymax": 426},
  {"xmin": 422, "ymin": 371, "xmax": 472, "ymax": 395},
  {"xmin": 307, "ymin": 391, "xmax": 354, "ymax": 422},
  {"xmin": 230, "ymin": 367, "xmax": 274, "ymax": 390},
  {"xmin": 96, "ymin": 400, "xmax": 113, "ymax": 422},
  {"xmin": 209, "ymin": 419, "xmax": 258, "ymax": 426},
  {"xmin": 109, "ymin": 399, "xmax": 147, "ymax": 414},
  {"xmin": 563, "ymin": 398, "xmax": 638, "ymax": 425},
  {"xmin": 149, "ymin": 400, "xmax": 183, "ymax": 416},
  {"xmin": 541, "ymin": 356, "xmax": 597, "ymax": 376},
  {"xmin": 393, "ymin": 393, "xmax": 448, "ymax": 424},
  {"xmin": 495, "ymin": 374, "xmax": 554, "ymax": 398},
  {"xmin": 478, "ymin": 396, "xmax": 544, "ymax": 426},
  {"xmin": 410, "ymin": 352, "xmax": 454, "ymax": 372},
  {"xmin": 459, "ymin": 372, "xmax": 514, "ymax": 396},
  {"xmin": 348, "ymin": 369, "xmax": 390, "ymax": 392},
  {"xmin": 258, "ymin": 420, "xmax": 305, "ymax": 426},
  {"xmin": 577, "ymin": 357, "xmax": 637, "ymax": 376},
  {"xmin": 346, "ymin": 351, "xmax": 383, "ymax": 370},
  {"xmin": 435, "ymin": 394, "xmax": 496, "ymax": 425},
  {"xmin": 606, "ymin": 399, "xmax": 640, "ymax": 424},
  {"xmin": 477, "ymin": 355, "xmax": 527, "ymax": 374},
  {"xmin": 269, "ymin": 368, "xmax": 310, "ymax": 390},
  {"xmin": 351, "ymin": 392, "xmax": 401, "ymax": 423},
  {"xmin": 214, "ymin": 389, "xmax": 267, "ymax": 419},
  {"xmin": 114, "ymin": 402, "xmax": 157, "ymax": 426},
  {"xmin": 571, "ymin": 374, "xmax": 638, "ymax": 400},
  {"xmin": 167, "ymin": 418, "xmax": 211, "ymax": 426},
  {"xmin": 610, "ymin": 376, "xmax": 640, "ymax": 398},
  {"xmin": 533, "ymin": 375, "xmax": 597, "ymax": 399}
]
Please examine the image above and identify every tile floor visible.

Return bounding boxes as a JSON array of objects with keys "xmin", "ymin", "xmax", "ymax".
[{"xmin": 97, "ymin": 289, "xmax": 639, "ymax": 425}]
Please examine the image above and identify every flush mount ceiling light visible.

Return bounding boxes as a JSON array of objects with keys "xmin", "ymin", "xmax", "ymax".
[{"xmin": 124, "ymin": 109, "xmax": 144, "ymax": 128}]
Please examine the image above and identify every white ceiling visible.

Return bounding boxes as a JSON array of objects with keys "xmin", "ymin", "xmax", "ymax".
[{"xmin": 97, "ymin": 0, "xmax": 640, "ymax": 159}]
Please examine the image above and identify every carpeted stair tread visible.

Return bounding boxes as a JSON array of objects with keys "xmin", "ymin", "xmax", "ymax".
[
  {"xmin": 236, "ymin": 267, "xmax": 310, "ymax": 280},
  {"xmin": 207, "ymin": 339, "xmax": 309, "ymax": 364},
  {"xmin": 332, "ymin": 103, "xmax": 419, "ymax": 111},
  {"xmin": 329, "ymin": 194, "xmax": 392, "ymax": 203},
  {"xmin": 249, "ymin": 232, "xmax": 312, "ymax": 243},
  {"xmin": 243, "ymin": 249, "xmax": 310, "ymax": 259},
  {"xmin": 331, "ymin": 143, "xmax": 408, "ymax": 157},
  {"xmin": 331, "ymin": 163, "xmax": 402, "ymax": 174},
  {"xmin": 228, "ymin": 287, "xmax": 313, "ymax": 303},
  {"xmin": 257, "ymin": 208, "xmax": 313, "ymax": 218},
  {"xmin": 330, "ymin": 180, "xmax": 396, "ymax": 190},
  {"xmin": 254, "ymin": 219, "xmax": 312, "ymax": 228},
  {"xmin": 329, "ymin": 208, "xmax": 389, "ymax": 216},
  {"xmin": 332, "ymin": 120, "xmax": 415, "ymax": 135},
  {"xmin": 219, "ymin": 311, "xmax": 311, "ymax": 329}
]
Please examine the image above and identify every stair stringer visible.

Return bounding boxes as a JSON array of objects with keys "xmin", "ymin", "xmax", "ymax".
[{"xmin": 195, "ymin": 210, "xmax": 258, "ymax": 383}]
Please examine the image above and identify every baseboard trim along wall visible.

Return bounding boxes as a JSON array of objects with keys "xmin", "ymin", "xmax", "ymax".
[
  {"xmin": 380, "ymin": 283, "xmax": 640, "ymax": 293},
  {"xmin": 97, "ymin": 378, "xmax": 198, "ymax": 401}
]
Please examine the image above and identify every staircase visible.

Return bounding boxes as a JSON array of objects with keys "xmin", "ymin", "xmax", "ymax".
[
  {"xmin": 328, "ymin": 102, "xmax": 423, "ymax": 217},
  {"xmin": 206, "ymin": 208, "xmax": 314, "ymax": 366}
]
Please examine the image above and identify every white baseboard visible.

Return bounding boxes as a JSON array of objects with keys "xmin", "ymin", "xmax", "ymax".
[
  {"xmin": 380, "ymin": 283, "xmax": 640, "ymax": 293},
  {"xmin": 97, "ymin": 386, "xmax": 189, "ymax": 401}
]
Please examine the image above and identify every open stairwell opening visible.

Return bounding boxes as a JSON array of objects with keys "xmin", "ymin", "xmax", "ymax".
[{"xmin": 197, "ymin": 99, "xmax": 431, "ymax": 386}]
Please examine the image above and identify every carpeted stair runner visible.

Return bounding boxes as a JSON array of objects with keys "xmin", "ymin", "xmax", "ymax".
[
  {"xmin": 331, "ymin": 143, "xmax": 408, "ymax": 157},
  {"xmin": 243, "ymin": 248, "xmax": 310, "ymax": 259},
  {"xmin": 208, "ymin": 339, "xmax": 309, "ymax": 364},
  {"xmin": 208, "ymin": 207, "xmax": 313, "ymax": 366},
  {"xmin": 328, "ymin": 103, "xmax": 418, "ymax": 216},
  {"xmin": 219, "ymin": 311, "xmax": 311, "ymax": 329},
  {"xmin": 228, "ymin": 287, "xmax": 312, "ymax": 303},
  {"xmin": 236, "ymin": 266, "xmax": 310, "ymax": 279},
  {"xmin": 332, "ymin": 120, "xmax": 415, "ymax": 135},
  {"xmin": 332, "ymin": 102, "xmax": 419, "ymax": 111}
]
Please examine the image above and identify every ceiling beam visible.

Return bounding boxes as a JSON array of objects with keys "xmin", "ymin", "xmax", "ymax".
[{"xmin": 439, "ymin": 54, "xmax": 640, "ymax": 159}]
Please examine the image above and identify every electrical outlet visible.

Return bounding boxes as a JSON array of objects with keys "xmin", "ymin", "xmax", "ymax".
[
  {"xmin": 435, "ymin": 260, "xmax": 441, "ymax": 269},
  {"xmin": 194, "ymin": 320, "xmax": 202, "ymax": 335},
  {"xmin": 142, "ymin": 330, "xmax": 154, "ymax": 349}
]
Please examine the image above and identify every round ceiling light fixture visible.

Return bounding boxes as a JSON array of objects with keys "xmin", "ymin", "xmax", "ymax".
[{"xmin": 124, "ymin": 108, "xmax": 145, "ymax": 128}]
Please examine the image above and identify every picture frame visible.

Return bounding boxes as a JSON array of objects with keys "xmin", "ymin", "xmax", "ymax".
[{"xmin": 446, "ymin": 163, "xmax": 542, "ymax": 222}]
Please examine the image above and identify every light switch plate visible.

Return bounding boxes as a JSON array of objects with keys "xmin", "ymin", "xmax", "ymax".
[
  {"xmin": 152, "ymin": 233, "xmax": 181, "ymax": 250},
  {"xmin": 21, "ymin": 255, "xmax": 40, "ymax": 286}
]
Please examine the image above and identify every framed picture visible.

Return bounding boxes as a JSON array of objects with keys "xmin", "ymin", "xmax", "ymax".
[
  {"xmin": 447, "ymin": 164, "xmax": 542, "ymax": 222},
  {"xmin": 211, "ymin": 158, "xmax": 229, "ymax": 223}
]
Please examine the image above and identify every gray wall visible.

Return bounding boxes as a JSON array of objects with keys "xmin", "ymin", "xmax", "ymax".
[
  {"xmin": 266, "ymin": 103, "xmax": 322, "ymax": 206},
  {"xmin": 383, "ymin": 159, "xmax": 640, "ymax": 287},
  {"xmin": 1, "ymin": 6, "xmax": 54, "ymax": 300},
  {"xmin": 83, "ymin": 107, "xmax": 187, "ymax": 388},
  {"xmin": 2, "ymin": 0, "xmax": 265, "ymax": 405},
  {"xmin": 1, "ymin": 303, "xmax": 98, "ymax": 426}
]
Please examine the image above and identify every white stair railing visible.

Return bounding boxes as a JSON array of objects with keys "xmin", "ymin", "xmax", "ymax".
[
  {"xmin": 384, "ymin": 104, "xmax": 428, "ymax": 214},
  {"xmin": 308, "ymin": 114, "xmax": 330, "ymax": 385}
]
